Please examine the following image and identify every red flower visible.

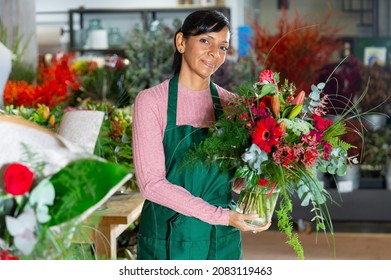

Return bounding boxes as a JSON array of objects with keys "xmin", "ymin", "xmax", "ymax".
[
  {"xmin": 251, "ymin": 117, "xmax": 283, "ymax": 153},
  {"xmin": 258, "ymin": 178, "xmax": 270, "ymax": 186},
  {"xmin": 322, "ymin": 141, "xmax": 332, "ymax": 161},
  {"xmin": 301, "ymin": 147, "xmax": 318, "ymax": 167},
  {"xmin": 259, "ymin": 70, "xmax": 276, "ymax": 84},
  {"xmin": 312, "ymin": 114, "xmax": 332, "ymax": 131},
  {"xmin": 0, "ymin": 250, "xmax": 20, "ymax": 260},
  {"xmin": 4, "ymin": 163, "xmax": 34, "ymax": 196},
  {"xmin": 3, "ymin": 81, "xmax": 36, "ymax": 107}
]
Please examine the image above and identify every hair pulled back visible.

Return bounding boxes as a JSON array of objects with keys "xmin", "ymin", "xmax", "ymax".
[{"xmin": 172, "ymin": 10, "xmax": 231, "ymax": 74}]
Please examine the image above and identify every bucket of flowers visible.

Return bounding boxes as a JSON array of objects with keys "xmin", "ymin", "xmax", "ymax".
[{"xmin": 190, "ymin": 69, "xmax": 364, "ymax": 259}]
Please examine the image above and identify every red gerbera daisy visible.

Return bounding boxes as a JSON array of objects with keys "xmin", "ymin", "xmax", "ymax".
[{"xmin": 251, "ymin": 117, "xmax": 283, "ymax": 153}]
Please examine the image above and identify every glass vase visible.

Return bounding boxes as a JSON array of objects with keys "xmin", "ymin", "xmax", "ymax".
[{"xmin": 236, "ymin": 186, "xmax": 280, "ymax": 227}]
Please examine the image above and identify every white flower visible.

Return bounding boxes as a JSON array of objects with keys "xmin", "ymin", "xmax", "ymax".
[
  {"xmin": 5, "ymin": 209, "xmax": 38, "ymax": 255},
  {"xmin": 29, "ymin": 178, "xmax": 55, "ymax": 223}
]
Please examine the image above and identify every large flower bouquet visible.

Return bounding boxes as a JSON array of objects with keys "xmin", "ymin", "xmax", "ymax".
[
  {"xmin": 0, "ymin": 149, "xmax": 131, "ymax": 260},
  {"xmin": 191, "ymin": 69, "xmax": 362, "ymax": 259}
]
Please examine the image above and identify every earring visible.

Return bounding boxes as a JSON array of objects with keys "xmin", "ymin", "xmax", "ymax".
[{"xmin": 179, "ymin": 49, "xmax": 184, "ymax": 53}]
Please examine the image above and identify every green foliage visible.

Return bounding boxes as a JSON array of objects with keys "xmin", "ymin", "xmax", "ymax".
[
  {"xmin": 48, "ymin": 158, "xmax": 130, "ymax": 226},
  {"xmin": 123, "ymin": 20, "xmax": 177, "ymax": 104},
  {"xmin": 276, "ymin": 189, "xmax": 304, "ymax": 260},
  {"xmin": 92, "ymin": 102, "xmax": 137, "ymax": 191},
  {"xmin": 187, "ymin": 119, "xmax": 249, "ymax": 171},
  {"xmin": 0, "ymin": 19, "xmax": 36, "ymax": 83},
  {"xmin": 361, "ymin": 126, "xmax": 391, "ymax": 174}
]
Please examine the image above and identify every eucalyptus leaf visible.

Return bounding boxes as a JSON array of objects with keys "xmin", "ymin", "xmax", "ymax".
[
  {"xmin": 317, "ymin": 82, "xmax": 325, "ymax": 90},
  {"xmin": 29, "ymin": 178, "xmax": 55, "ymax": 208}
]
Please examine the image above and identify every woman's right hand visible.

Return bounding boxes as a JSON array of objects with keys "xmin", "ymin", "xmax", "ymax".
[{"xmin": 228, "ymin": 210, "xmax": 271, "ymax": 233}]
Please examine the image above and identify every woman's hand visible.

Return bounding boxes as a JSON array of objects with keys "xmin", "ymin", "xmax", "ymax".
[{"xmin": 228, "ymin": 210, "xmax": 271, "ymax": 233}]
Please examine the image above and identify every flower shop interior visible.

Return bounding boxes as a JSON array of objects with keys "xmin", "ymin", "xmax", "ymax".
[{"xmin": 1, "ymin": 0, "xmax": 391, "ymax": 260}]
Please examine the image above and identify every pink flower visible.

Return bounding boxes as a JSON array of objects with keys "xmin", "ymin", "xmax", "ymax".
[
  {"xmin": 321, "ymin": 141, "xmax": 332, "ymax": 160},
  {"xmin": 4, "ymin": 163, "xmax": 34, "ymax": 196},
  {"xmin": 292, "ymin": 90, "xmax": 305, "ymax": 105},
  {"xmin": 259, "ymin": 70, "xmax": 276, "ymax": 84}
]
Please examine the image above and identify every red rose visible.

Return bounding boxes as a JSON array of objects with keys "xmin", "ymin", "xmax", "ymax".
[
  {"xmin": 0, "ymin": 250, "xmax": 20, "ymax": 260},
  {"xmin": 4, "ymin": 163, "xmax": 34, "ymax": 196}
]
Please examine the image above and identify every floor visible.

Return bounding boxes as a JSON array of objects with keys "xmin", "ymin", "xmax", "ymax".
[
  {"xmin": 120, "ymin": 222, "xmax": 391, "ymax": 260},
  {"xmin": 242, "ymin": 223, "xmax": 391, "ymax": 260}
]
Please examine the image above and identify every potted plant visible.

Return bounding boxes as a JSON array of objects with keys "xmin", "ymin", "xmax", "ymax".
[
  {"xmin": 360, "ymin": 126, "xmax": 391, "ymax": 187},
  {"xmin": 357, "ymin": 63, "xmax": 391, "ymax": 130}
]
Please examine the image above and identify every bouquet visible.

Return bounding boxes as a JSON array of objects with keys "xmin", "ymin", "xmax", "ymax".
[
  {"xmin": 0, "ymin": 148, "xmax": 131, "ymax": 260},
  {"xmin": 191, "ymin": 69, "xmax": 363, "ymax": 259}
]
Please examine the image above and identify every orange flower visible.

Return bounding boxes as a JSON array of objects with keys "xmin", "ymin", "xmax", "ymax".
[
  {"xmin": 3, "ymin": 81, "xmax": 36, "ymax": 107},
  {"xmin": 271, "ymin": 94, "xmax": 280, "ymax": 117}
]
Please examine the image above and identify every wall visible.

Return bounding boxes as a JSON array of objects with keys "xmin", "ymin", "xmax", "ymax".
[
  {"xmin": 247, "ymin": 0, "xmax": 361, "ymax": 36},
  {"xmin": 0, "ymin": 0, "xmax": 38, "ymax": 66}
]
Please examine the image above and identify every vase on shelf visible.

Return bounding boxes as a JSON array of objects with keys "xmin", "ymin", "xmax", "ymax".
[
  {"xmin": 108, "ymin": 27, "xmax": 124, "ymax": 48},
  {"xmin": 85, "ymin": 19, "xmax": 108, "ymax": 49},
  {"xmin": 236, "ymin": 185, "xmax": 280, "ymax": 227}
]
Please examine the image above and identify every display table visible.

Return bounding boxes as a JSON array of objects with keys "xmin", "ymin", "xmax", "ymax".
[{"xmin": 92, "ymin": 191, "xmax": 144, "ymax": 259}]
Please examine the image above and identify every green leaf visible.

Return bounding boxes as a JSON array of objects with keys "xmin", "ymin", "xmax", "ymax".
[
  {"xmin": 260, "ymin": 83, "xmax": 276, "ymax": 97},
  {"xmin": 47, "ymin": 159, "xmax": 130, "ymax": 226}
]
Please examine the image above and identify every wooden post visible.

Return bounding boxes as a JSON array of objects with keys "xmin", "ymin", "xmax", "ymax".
[{"xmin": 0, "ymin": 0, "xmax": 37, "ymax": 68}]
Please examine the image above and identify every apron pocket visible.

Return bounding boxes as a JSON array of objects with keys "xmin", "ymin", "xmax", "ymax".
[
  {"xmin": 208, "ymin": 226, "xmax": 242, "ymax": 260},
  {"xmin": 137, "ymin": 234, "xmax": 168, "ymax": 260},
  {"xmin": 168, "ymin": 213, "xmax": 211, "ymax": 260}
]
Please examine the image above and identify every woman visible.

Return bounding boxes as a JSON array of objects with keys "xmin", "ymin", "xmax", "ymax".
[{"xmin": 132, "ymin": 10, "xmax": 271, "ymax": 260}]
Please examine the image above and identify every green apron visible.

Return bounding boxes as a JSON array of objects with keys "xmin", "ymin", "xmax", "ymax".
[{"xmin": 137, "ymin": 75, "xmax": 242, "ymax": 260}]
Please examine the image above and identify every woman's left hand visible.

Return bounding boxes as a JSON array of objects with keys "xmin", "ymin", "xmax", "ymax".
[{"xmin": 228, "ymin": 210, "xmax": 271, "ymax": 232}]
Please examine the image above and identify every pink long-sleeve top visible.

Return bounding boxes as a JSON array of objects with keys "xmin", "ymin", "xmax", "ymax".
[{"xmin": 132, "ymin": 79, "xmax": 236, "ymax": 226}]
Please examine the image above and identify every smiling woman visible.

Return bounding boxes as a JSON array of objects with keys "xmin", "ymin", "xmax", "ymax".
[{"xmin": 132, "ymin": 9, "xmax": 271, "ymax": 261}]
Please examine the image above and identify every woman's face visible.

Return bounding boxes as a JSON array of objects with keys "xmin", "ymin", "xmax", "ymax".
[{"xmin": 180, "ymin": 26, "xmax": 230, "ymax": 80}]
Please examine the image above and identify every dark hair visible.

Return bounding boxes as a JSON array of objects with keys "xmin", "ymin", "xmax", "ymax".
[{"xmin": 172, "ymin": 10, "xmax": 231, "ymax": 74}]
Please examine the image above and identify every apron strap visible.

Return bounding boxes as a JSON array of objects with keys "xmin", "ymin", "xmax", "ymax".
[
  {"xmin": 167, "ymin": 74, "xmax": 223, "ymax": 127},
  {"xmin": 167, "ymin": 74, "xmax": 179, "ymax": 127},
  {"xmin": 210, "ymin": 81, "xmax": 223, "ymax": 120}
]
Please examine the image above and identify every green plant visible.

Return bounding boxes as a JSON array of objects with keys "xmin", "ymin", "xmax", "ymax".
[
  {"xmin": 90, "ymin": 102, "xmax": 137, "ymax": 191},
  {"xmin": 123, "ymin": 19, "xmax": 178, "ymax": 104},
  {"xmin": 0, "ymin": 19, "xmax": 36, "ymax": 83},
  {"xmin": 361, "ymin": 127, "xmax": 391, "ymax": 176}
]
